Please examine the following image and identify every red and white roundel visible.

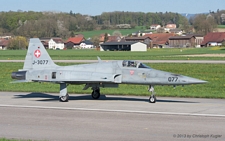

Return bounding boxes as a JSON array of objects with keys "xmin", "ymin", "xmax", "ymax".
[{"xmin": 34, "ymin": 50, "xmax": 41, "ymax": 58}]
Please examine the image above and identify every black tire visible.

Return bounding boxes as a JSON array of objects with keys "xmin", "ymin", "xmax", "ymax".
[
  {"xmin": 59, "ymin": 93, "xmax": 69, "ymax": 102},
  {"xmin": 149, "ymin": 95, "xmax": 156, "ymax": 103},
  {"xmin": 92, "ymin": 90, "xmax": 100, "ymax": 99}
]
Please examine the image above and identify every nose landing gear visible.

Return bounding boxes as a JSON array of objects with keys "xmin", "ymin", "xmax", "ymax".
[{"xmin": 148, "ymin": 85, "xmax": 156, "ymax": 103}]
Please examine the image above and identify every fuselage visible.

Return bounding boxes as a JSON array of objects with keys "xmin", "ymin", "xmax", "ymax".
[{"xmin": 12, "ymin": 60, "xmax": 206, "ymax": 86}]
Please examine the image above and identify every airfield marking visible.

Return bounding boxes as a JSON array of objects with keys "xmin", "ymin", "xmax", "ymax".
[{"xmin": 0, "ymin": 104, "xmax": 225, "ymax": 117}]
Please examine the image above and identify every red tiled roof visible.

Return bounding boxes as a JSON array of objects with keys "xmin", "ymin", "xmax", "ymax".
[
  {"xmin": 125, "ymin": 36, "xmax": 150, "ymax": 40},
  {"xmin": 0, "ymin": 38, "xmax": 9, "ymax": 46},
  {"xmin": 201, "ymin": 32, "xmax": 225, "ymax": 45},
  {"xmin": 144, "ymin": 33, "xmax": 175, "ymax": 44},
  {"xmin": 52, "ymin": 38, "xmax": 64, "ymax": 43},
  {"xmin": 66, "ymin": 37, "xmax": 84, "ymax": 44},
  {"xmin": 107, "ymin": 36, "xmax": 120, "ymax": 42},
  {"xmin": 166, "ymin": 24, "xmax": 176, "ymax": 29}
]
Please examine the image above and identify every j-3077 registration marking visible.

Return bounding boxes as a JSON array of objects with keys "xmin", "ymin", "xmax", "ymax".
[{"xmin": 33, "ymin": 60, "xmax": 48, "ymax": 65}]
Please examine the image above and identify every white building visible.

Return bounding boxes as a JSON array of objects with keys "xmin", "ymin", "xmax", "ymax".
[
  {"xmin": 100, "ymin": 41, "xmax": 147, "ymax": 51},
  {"xmin": 79, "ymin": 40, "xmax": 94, "ymax": 49},
  {"xmin": 150, "ymin": 24, "xmax": 161, "ymax": 30},
  {"xmin": 48, "ymin": 38, "xmax": 65, "ymax": 50},
  {"xmin": 130, "ymin": 42, "xmax": 147, "ymax": 51}
]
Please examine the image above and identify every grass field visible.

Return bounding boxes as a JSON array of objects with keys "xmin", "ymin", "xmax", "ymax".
[
  {"xmin": 218, "ymin": 25, "xmax": 225, "ymax": 28},
  {"xmin": 1, "ymin": 62, "xmax": 225, "ymax": 99},
  {"xmin": 1, "ymin": 47, "xmax": 225, "ymax": 60},
  {"xmin": 0, "ymin": 138, "xmax": 32, "ymax": 141},
  {"xmin": 76, "ymin": 26, "xmax": 147, "ymax": 38}
]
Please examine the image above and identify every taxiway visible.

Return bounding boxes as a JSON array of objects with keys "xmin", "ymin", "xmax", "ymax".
[{"xmin": 0, "ymin": 92, "xmax": 224, "ymax": 141}]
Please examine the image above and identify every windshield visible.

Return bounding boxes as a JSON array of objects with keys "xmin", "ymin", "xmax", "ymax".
[
  {"xmin": 122, "ymin": 60, "xmax": 151, "ymax": 69},
  {"xmin": 138, "ymin": 63, "xmax": 151, "ymax": 69}
]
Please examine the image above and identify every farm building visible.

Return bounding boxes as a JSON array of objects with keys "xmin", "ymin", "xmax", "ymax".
[
  {"xmin": 66, "ymin": 37, "xmax": 85, "ymax": 49},
  {"xmin": 80, "ymin": 40, "xmax": 94, "ymax": 49},
  {"xmin": 169, "ymin": 35, "xmax": 196, "ymax": 48},
  {"xmin": 201, "ymin": 32, "xmax": 225, "ymax": 47},
  {"xmin": 144, "ymin": 33, "xmax": 175, "ymax": 48},
  {"xmin": 124, "ymin": 36, "xmax": 151, "ymax": 48},
  {"xmin": 48, "ymin": 38, "xmax": 65, "ymax": 50},
  {"xmin": 0, "ymin": 38, "xmax": 9, "ymax": 50},
  {"xmin": 100, "ymin": 41, "xmax": 147, "ymax": 51}
]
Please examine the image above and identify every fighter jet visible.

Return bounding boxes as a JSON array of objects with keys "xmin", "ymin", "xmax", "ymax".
[{"xmin": 11, "ymin": 38, "xmax": 207, "ymax": 103}]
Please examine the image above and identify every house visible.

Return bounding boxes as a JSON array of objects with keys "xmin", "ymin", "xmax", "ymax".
[
  {"xmin": 0, "ymin": 38, "xmax": 9, "ymax": 50},
  {"xmin": 144, "ymin": 33, "xmax": 175, "ymax": 48},
  {"xmin": 125, "ymin": 36, "xmax": 151, "ymax": 48},
  {"xmin": 166, "ymin": 24, "xmax": 177, "ymax": 29},
  {"xmin": 99, "ymin": 33, "xmax": 111, "ymax": 44},
  {"xmin": 169, "ymin": 35, "xmax": 196, "ymax": 48},
  {"xmin": 186, "ymin": 34, "xmax": 204, "ymax": 47},
  {"xmin": 40, "ymin": 38, "xmax": 51, "ymax": 49},
  {"xmin": 169, "ymin": 29, "xmax": 183, "ymax": 35},
  {"xmin": 80, "ymin": 40, "xmax": 94, "ymax": 49},
  {"xmin": 48, "ymin": 38, "xmax": 65, "ymax": 50},
  {"xmin": 131, "ymin": 31, "xmax": 148, "ymax": 37},
  {"xmin": 0, "ymin": 35, "xmax": 12, "ymax": 40},
  {"xmin": 150, "ymin": 24, "xmax": 161, "ymax": 30},
  {"xmin": 106, "ymin": 36, "xmax": 121, "ymax": 42},
  {"xmin": 66, "ymin": 37, "xmax": 85, "ymax": 49},
  {"xmin": 100, "ymin": 41, "xmax": 147, "ymax": 51},
  {"xmin": 201, "ymin": 32, "xmax": 225, "ymax": 47},
  {"xmin": 164, "ymin": 24, "xmax": 177, "ymax": 32}
]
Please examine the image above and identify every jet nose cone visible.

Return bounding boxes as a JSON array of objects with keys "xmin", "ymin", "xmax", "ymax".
[{"xmin": 187, "ymin": 77, "xmax": 207, "ymax": 84}]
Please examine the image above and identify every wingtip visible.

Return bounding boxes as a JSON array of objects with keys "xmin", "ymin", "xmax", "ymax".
[{"xmin": 97, "ymin": 56, "xmax": 102, "ymax": 62}]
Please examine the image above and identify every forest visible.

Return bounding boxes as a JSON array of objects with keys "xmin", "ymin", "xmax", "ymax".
[{"xmin": 0, "ymin": 10, "xmax": 225, "ymax": 39}]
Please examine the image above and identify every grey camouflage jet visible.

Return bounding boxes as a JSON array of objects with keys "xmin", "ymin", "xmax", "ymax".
[{"xmin": 11, "ymin": 38, "xmax": 207, "ymax": 103}]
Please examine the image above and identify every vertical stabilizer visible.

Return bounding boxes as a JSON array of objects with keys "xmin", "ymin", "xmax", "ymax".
[{"xmin": 23, "ymin": 38, "xmax": 58, "ymax": 70}]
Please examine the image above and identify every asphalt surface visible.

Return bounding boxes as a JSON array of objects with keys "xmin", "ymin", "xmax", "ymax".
[
  {"xmin": 1, "ymin": 60, "xmax": 225, "ymax": 63},
  {"xmin": 0, "ymin": 92, "xmax": 225, "ymax": 141}
]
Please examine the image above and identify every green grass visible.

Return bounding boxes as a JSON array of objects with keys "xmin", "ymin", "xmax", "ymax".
[
  {"xmin": 77, "ymin": 26, "xmax": 147, "ymax": 38},
  {"xmin": 2, "ymin": 62, "xmax": 225, "ymax": 99},
  {"xmin": 1, "ymin": 47, "xmax": 225, "ymax": 60},
  {"xmin": 0, "ymin": 138, "xmax": 32, "ymax": 141},
  {"xmin": 218, "ymin": 25, "xmax": 225, "ymax": 28}
]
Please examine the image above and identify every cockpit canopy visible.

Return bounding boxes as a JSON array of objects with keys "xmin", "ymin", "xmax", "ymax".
[{"xmin": 122, "ymin": 60, "xmax": 151, "ymax": 69}]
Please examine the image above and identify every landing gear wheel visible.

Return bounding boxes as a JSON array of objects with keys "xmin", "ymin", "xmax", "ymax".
[
  {"xmin": 149, "ymin": 95, "xmax": 156, "ymax": 103},
  {"xmin": 59, "ymin": 93, "xmax": 69, "ymax": 102},
  {"xmin": 92, "ymin": 89, "xmax": 100, "ymax": 99}
]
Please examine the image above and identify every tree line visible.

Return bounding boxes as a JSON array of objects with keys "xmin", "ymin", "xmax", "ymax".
[{"xmin": 0, "ymin": 10, "xmax": 225, "ymax": 40}]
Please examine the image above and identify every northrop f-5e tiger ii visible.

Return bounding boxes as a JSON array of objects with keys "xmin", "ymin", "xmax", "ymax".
[{"xmin": 11, "ymin": 38, "xmax": 207, "ymax": 103}]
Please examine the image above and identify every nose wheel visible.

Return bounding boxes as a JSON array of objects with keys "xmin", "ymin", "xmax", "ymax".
[
  {"xmin": 149, "ymin": 95, "xmax": 156, "ymax": 103},
  {"xmin": 148, "ymin": 85, "xmax": 156, "ymax": 103}
]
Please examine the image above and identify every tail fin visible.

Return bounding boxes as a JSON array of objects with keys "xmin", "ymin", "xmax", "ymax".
[{"xmin": 23, "ymin": 38, "xmax": 58, "ymax": 70}]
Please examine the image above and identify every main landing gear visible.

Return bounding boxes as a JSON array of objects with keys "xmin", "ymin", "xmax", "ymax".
[
  {"xmin": 60, "ymin": 93, "xmax": 69, "ymax": 102},
  {"xmin": 148, "ymin": 85, "xmax": 156, "ymax": 103},
  {"xmin": 58, "ymin": 83, "xmax": 101, "ymax": 102},
  {"xmin": 59, "ymin": 83, "xmax": 69, "ymax": 102},
  {"xmin": 91, "ymin": 87, "xmax": 100, "ymax": 99}
]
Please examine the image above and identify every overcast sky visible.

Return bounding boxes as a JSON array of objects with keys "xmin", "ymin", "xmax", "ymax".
[{"xmin": 1, "ymin": 0, "xmax": 224, "ymax": 15}]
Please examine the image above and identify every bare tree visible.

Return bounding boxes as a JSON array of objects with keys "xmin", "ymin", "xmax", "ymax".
[
  {"xmin": 91, "ymin": 35, "xmax": 100, "ymax": 48},
  {"xmin": 112, "ymin": 30, "xmax": 122, "ymax": 37},
  {"xmin": 193, "ymin": 14, "xmax": 217, "ymax": 35}
]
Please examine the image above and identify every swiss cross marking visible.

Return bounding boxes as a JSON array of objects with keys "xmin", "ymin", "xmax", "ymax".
[
  {"xmin": 34, "ymin": 50, "xmax": 41, "ymax": 58},
  {"xmin": 130, "ymin": 70, "xmax": 134, "ymax": 75}
]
